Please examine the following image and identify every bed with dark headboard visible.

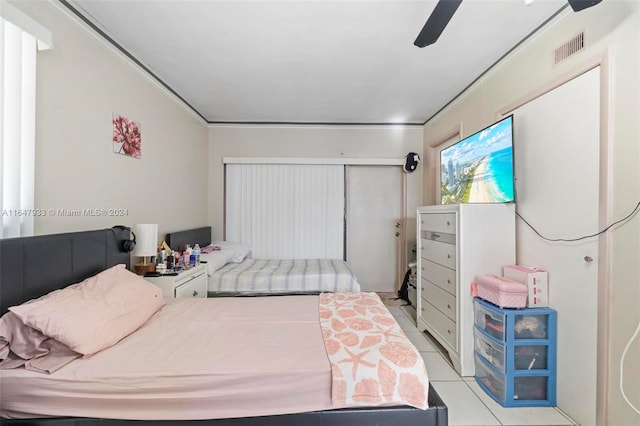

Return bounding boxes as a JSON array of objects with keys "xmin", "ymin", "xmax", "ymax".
[
  {"xmin": 0, "ymin": 228, "xmax": 447, "ymax": 426},
  {"xmin": 165, "ymin": 226, "xmax": 212, "ymax": 251},
  {"xmin": 0, "ymin": 226, "xmax": 132, "ymax": 315}
]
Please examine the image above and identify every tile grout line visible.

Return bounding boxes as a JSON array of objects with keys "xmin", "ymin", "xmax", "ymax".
[
  {"xmin": 398, "ymin": 307, "xmax": 505, "ymax": 425},
  {"xmin": 554, "ymin": 407, "xmax": 579, "ymax": 425},
  {"xmin": 396, "ymin": 307, "xmax": 509, "ymax": 425},
  {"xmin": 461, "ymin": 377, "xmax": 504, "ymax": 425}
]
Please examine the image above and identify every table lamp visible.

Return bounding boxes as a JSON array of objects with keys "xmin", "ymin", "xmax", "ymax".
[{"xmin": 133, "ymin": 223, "xmax": 158, "ymax": 275}]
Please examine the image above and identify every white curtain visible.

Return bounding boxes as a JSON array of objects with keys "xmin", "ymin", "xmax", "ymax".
[
  {"xmin": 0, "ymin": 17, "xmax": 36, "ymax": 238},
  {"xmin": 226, "ymin": 164, "xmax": 345, "ymax": 259}
]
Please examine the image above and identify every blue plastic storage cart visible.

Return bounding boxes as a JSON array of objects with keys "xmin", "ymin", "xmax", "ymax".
[{"xmin": 473, "ymin": 297, "xmax": 557, "ymax": 407}]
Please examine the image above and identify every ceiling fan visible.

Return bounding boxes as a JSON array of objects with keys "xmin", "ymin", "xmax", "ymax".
[{"xmin": 414, "ymin": 0, "xmax": 604, "ymax": 48}]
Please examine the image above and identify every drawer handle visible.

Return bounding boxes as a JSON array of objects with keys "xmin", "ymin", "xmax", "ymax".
[
  {"xmin": 192, "ymin": 290, "xmax": 198, "ymax": 297},
  {"xmin": 446, "ymin": 221, "xmax": 450, "ymax": 226},
  {"xmin": 421, "ymin": 287, "xmax": 425, "ymax": 291},
  {"xmin": 447, "ymin": 329, "xmax": 452, "ymax": 335},
  {"xmin": 447, "ymin": 254, "xmax": 451, "ymax": 259},
  {"xmin": 447, "ymin": 304, "xmax": 451, "ymax": 309},
  {"xmin": 447, "ymin": 279, "xmax": 451, "ymax": 284},
  {"xmin": 433, "ymin": 233, "xmax": 441, "ymax": 239}
]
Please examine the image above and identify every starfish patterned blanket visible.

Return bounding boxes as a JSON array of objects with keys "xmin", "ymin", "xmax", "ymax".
[{"xmin": 318, "ymin": 292, "xmax": 429, "ymax": 409}]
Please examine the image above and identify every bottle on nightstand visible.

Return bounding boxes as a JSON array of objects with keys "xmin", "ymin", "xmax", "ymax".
[{"xmin": 194, "ymin": 244, "xmax": 201, "ymax": 264}]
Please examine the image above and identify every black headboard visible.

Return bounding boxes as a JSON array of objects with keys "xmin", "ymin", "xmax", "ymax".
[
  {"xmin": 0, "ymin": 227, "xmax": 132, "ymax": 315},
  {"xmin": 165, "ymin": 226, "xmax": 212, "ymax": 250}
]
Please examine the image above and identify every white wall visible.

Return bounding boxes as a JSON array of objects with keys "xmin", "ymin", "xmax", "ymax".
[
  {"xmin": 11, "ymin": 1, "xmax": 209, "ymax": 239},
  {"xmin": 422, "ymin": 2, "xmax": 640, "ymax": 425},
  {"xmin": 208, "ymin": 125, "xmax": 423, "ymax": 253}
]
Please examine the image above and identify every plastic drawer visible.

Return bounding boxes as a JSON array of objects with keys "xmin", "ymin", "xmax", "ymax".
[
  {"xmin": 474, "ymin": 327, "xmax": 505, "ymax": 371},
  {"xmin": 514, "ymin": 313, "xmax": 549, "ymax": 340},
  {"xmin": 514, "ymin": 345, "xmax": 548, "ymax": 370},
  {"xmin": 476, "ymin": 355, "xmax": 550, "ymax": 405},
  {"xmin": 475, "ymin": 354, "xmax": 506, "ymax": 404},
  {"xmin": 474, "ymin": 299, "xmax": 505, "ymax": 341},
  {"xmin": 514, "ymin": 376, "xmax": 548, "ymax": 401}
]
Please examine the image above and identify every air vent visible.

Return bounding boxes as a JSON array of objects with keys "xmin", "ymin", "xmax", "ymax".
[{"xmin": 554, "ymin": 31, "xmax": 585, "ymax": 64}]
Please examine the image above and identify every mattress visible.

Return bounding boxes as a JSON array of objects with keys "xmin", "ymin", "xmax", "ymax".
[
  {"xmin": 207, "ymin": 258, "xmax": 361, "ymax": 295},
  {"xmin": 0, "ymin": 296, "xmax": 334, "ymax": 420}
]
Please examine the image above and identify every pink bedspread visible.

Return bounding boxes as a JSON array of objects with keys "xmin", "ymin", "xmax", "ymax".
[
  {"xmin": 1, "ymin": 297, "xmax": 334, "ymax": 420},
  {"xmin": 1, "ymin": 294, "xmax": 429, "ymax": 420},
  {"xmin": 318, "ymin": 292, "xmax": 429, "ymax": 409}
]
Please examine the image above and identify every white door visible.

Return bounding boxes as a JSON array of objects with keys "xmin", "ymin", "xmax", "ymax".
[
  {"xmin": 346, "ymin": 166, "xmax": 402, "ymax": 292},
  {"xmin": 511, "ymin": 68, "xmax": 600, "ymax": 425}
]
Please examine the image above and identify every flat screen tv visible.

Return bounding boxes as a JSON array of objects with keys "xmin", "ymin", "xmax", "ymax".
[{"xmin": 440, "ymin": 115, "xmax": 515, "ymax": 205}]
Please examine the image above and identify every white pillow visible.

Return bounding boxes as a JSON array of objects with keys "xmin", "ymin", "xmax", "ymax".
[
  {"xmin": 210, "ymin": 241, "xmax": 251, "ymax": 263},
  {"xmin": 200, "ymin": 250, "xmax": 234, "ymax": 276}
]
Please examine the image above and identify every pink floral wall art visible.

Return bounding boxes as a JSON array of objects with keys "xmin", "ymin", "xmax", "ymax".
[{"xmin": 112, "ymin": 113, "xmax": 141, "ymax": 158}]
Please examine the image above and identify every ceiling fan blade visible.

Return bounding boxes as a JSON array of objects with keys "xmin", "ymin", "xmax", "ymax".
[
  {"xmin": 414, "ymin": 0, "xmax": 463, "ymax": 48},
  {"xmin": 566, "ymin": 0, "xmax": 603, "ymax": 12}
]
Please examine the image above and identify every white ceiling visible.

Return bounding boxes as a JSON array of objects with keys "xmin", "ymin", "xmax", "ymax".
[{"xmin": 64, "ymin": 0, "xmax": 568, "ymax": 124}]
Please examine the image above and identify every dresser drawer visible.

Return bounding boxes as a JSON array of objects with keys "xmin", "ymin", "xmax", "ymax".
[
  {"xmin": 175, "ymin": 272, "xmax": 207, "ymax": 298},
  {"xmin": 420, "ymin": 213, "xmax": 456, "ymax": 234},
  {"xmin": 421, "ymin": 258, "xmax": 456, "ymax": 295},
  {"xmin": 421, "ymin": 301, "xmax": 457, "ymax": 349},
  {"xmin": 421, "ymin": 279, "xmax": 456, "ymax": 322},
  {"xmin": 421, "ymin": 238, "xmax": 456, "ymax": 269}
]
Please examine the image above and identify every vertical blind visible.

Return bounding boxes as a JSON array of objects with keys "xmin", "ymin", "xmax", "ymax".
[
  {"xmin": 225, "ymin": 164, "xmax": 345, "ymax": 259},
  {"xmin": 0, "ymin": 17, "xmax": 36, "ymax": 238}
]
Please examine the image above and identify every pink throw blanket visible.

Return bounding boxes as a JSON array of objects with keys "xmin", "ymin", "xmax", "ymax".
[{"xmin": 318, "ymin": 292, "xmax": 429, "ymax": 409}]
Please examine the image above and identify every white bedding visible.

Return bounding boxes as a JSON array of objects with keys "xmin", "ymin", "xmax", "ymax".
[{"xmin": 207, "ymin": 258, "xmax": 361, "ymax": 295}]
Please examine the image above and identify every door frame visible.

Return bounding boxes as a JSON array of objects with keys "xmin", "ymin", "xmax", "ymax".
[
  {"xmin": 424, "ymin": 124, "xmax": 463, "ymax": 206},
  {"xmin": 344, "ymin": 164, "xmax": 406, "ymax": 292},
  {"xmin": 497, "ymin": 51, "xmax": 611, "ymax": 425}
]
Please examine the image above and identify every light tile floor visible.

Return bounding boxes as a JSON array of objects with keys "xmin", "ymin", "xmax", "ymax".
[{"xmin": 387, "ymin": 305, "xmax": 578, "ymax": 426}]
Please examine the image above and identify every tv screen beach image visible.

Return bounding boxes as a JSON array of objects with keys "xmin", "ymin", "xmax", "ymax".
[{"xmin": 440, "ymin": 117, "xmax": 514, "ymax": 204}]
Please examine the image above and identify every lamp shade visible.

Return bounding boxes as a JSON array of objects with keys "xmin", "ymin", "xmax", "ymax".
[{"xmin": 132, "ymin": 223, "xmax": 158, "ymax": 258}]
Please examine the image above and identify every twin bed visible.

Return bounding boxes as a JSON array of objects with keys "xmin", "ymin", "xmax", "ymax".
[
  {"xmin": 165, "ymin": 227, "xmax": 361, "ymax": 296},
  {"xmin": 0, "ymin": 227, "xmax": 447, "ymax": 425}
]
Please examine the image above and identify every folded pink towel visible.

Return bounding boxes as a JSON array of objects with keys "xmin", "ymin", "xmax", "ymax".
[{"xmin": 201, "ymin": 245, "xmax": 221, "ymax": 254}]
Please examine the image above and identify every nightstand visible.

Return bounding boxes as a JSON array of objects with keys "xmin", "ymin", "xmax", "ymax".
[{"xmin": 144, "ymin": 264, "xmax": 207, "ymax": 299}]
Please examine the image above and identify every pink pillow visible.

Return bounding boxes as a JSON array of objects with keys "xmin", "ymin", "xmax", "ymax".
[{"xmin": 9, "ymin": 264, "xmax": 164, "ymax": 357}]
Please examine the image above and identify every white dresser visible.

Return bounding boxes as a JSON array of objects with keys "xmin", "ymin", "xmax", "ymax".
[
  {"xmin": 143, "ymin": 264, "xmax": 207, "ymax": 299},
  {"xmin": 416, "ymin": 203, "xmax": 515, "ymax": 376}
]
